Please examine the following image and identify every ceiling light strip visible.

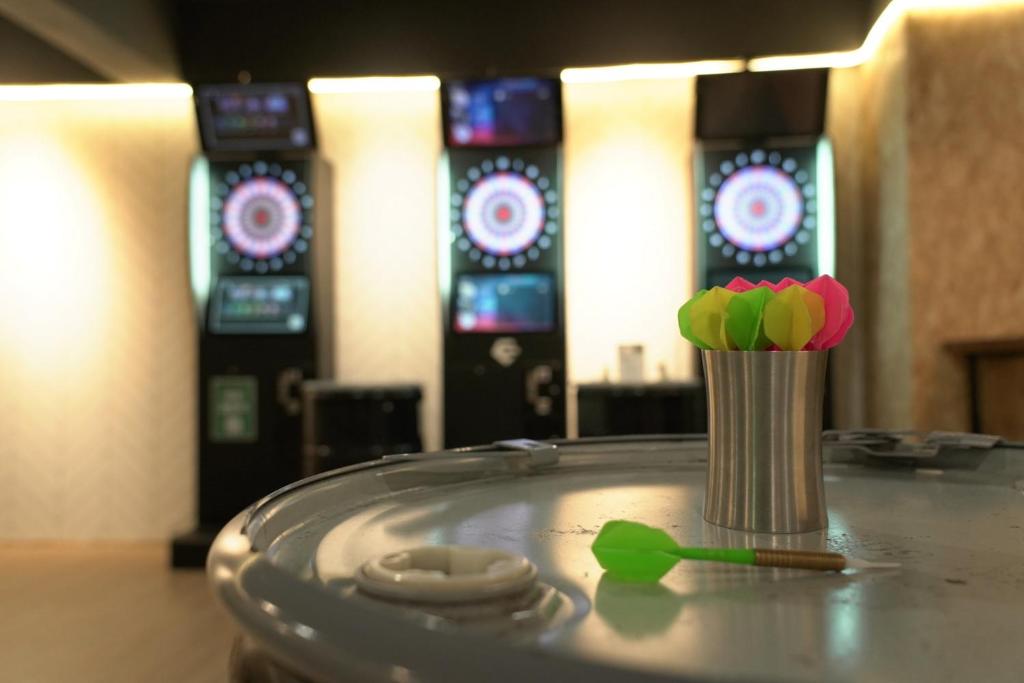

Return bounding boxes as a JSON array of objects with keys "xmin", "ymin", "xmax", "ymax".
[
  {"xmin": 308, "ymin": 76, "xmax": 441, "ymax": 94},
  {"xmin": 560, "ymin": 60, "xmax": 746, "ymax": 84},
  {"xmin": 0, "ymin": 83, "xmax": 193, "ymax": 101}
]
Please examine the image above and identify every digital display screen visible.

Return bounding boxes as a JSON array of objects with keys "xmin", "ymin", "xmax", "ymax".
[
  {"xmin": 696, "ymin": 70, "xmax": 828, "ymax": 140},
  {"xmin": 454, "ymin": 273, "xmax": 556, "ymax": 333},
  {"xmin": 443, "ymin": 78, "xmax": 562, "ymax": 147},
  {"xmin": 195, "ymin": 83, "xmax": 315, "ymax": 152},
  {"xmin": 209, "ymin": 276, "xmax": 310, "ymax": 334}
]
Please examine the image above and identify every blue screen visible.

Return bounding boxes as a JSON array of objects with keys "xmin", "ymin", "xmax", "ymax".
[
  {"xmin": 445, "ymin": 78, "xmax": 561, "ymax": 147},
  {"xmin": 454, "ymin": 273, "xmax": 556, "ymax": 333}
]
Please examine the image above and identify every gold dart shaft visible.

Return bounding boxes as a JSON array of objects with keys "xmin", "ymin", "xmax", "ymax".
[{"xmin": 754, "ymin": 549, "xmax": 847, "ymax": 571}]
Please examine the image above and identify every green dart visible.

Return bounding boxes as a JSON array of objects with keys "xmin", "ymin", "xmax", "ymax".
[{"xmin": 591, "ymin": 520, "xmax": 900, "ymax": 583}]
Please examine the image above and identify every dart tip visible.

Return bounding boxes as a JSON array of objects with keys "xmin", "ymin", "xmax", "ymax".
[{"xmin": 844, "ymin": 557, "xmax": 902, "ymax": 570}]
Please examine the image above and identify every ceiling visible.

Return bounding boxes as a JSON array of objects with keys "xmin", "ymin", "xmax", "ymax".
[{"xmin": 0, "ymin": 0, "xmax": 885, "ymax": 83}]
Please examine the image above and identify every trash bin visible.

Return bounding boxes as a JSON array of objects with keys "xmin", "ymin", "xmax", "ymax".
[{"xmin": 300, "ymin": 381, "xmax": 422, "ymax": 476}]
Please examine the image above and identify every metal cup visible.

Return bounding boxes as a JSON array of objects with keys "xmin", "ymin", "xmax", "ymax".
[{"xmin": 702, "ymin": 350, "xmax": 829, "ymax": 534}]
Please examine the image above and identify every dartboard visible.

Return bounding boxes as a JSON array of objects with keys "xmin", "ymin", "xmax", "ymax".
[
  {"xmin": 212, "ymin": 161, "xmax": 315, "ymax": 274},
  {"xmin": 450, "ymin": 156, "xmax": 559, "ymax": 271},
  {"xmin": 699, "ymin": 149, "xmax": 817, "ymax": 268}
]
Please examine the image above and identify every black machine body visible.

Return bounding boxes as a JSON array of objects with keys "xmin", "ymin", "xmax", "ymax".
[{"xmin": 193, "ymin": 153, "xmax": 334, "ymax": 524}]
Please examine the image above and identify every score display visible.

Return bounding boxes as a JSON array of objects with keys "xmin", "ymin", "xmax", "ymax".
[
  {"xmin": 454, "ymin": 272, "xmax": 556, "ymax": 333},
  {"xmin": 196, "ymin": 83, "xmax": 315, "ymax": 152},
  {"xmin": 443, "ymin": 78, "xmax": 562, "ymax": 147},
  {"xmin": 209, "ymin": 276, "xmax": 310, "ymax": 334}
]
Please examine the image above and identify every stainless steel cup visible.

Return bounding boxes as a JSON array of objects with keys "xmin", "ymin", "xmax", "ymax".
[{"xmin": 702, "ymin": 350, "xmax": 829, "ymax": 534}]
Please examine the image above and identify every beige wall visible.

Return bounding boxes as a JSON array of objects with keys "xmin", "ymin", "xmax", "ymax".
[
  {"xmin": 825, "ymin": 66, "xmax": 867, "ymax": 428},
  {"xmin": 312, "ymin": 90, "xmax": 444, "ymax": 451},
  {"xmin": 563, "ymin": 77, "xmax": 697, "ymax": 435},
  {"xmin": 905, "ymin": 6, "xmax": 1024, "ymax": 430},
  {"xmin": 829, "ymin": 16, "xmax": 914, "ymax": 429},
  {"xmin": 0, "ymin": 90, "xmax": 448, "ymax": 539},
  {"xmin": 0, "ymin": 79, "xmax": 701, "ymax": 538},
  {"xmin": 833, "ymin": 4, "xmax": 1024, "ymax": 431},
  {"xmin": 0, "ymin": 97, "xmax": 198, "ymax": 538},
  {"xmin": 867, "ymin": 20, "xmax": 913, "ymax": 430}
]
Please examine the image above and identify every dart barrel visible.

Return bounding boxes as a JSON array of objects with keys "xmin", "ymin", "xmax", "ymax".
[{"xmin": 754, "ymin": 549, "xmax": 846, "ymax": 571}]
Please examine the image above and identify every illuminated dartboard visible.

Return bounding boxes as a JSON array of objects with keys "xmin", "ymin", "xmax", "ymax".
[
  {"xmin": 700, "ymin": 149, "xmax": 817, "ymax": 268},
  {"xmin": 212, "ymin": 161, "xmax": 315, "ymax": 273},
  {"xmin": 450, "ymin": 156, "xmax": 559, "ymax": 271}
]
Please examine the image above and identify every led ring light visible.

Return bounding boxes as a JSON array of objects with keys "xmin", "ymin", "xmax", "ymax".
[
  {"xmin": 213, "ymin": 163, "xmax": 314, "ymax": 273},
  {"xmin": 714, "ymin": 166, "xmax": 802, "ymax": 252},
  {"xmin": 450, "ymin": 158, "xmax": 558, "ymax": 270},
  {"xmin": 701, "ymin": 151, "xmax": 816, "ymax": 268}
]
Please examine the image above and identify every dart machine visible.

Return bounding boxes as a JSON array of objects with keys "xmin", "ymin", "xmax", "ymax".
[
  {"xmin": 439, "ymin": 77, "xmax": 566, "ymax": 447},
  {"xmin": 693, "ymin": 69, "xmax": 836, "ymax": 425},
  {"xmin": 693, "ymin": 69, "xmax": 834, "ymax": 289},
  {"xmin": 172, "ymin": 83, "xmax": 333, "ymax": 567}
]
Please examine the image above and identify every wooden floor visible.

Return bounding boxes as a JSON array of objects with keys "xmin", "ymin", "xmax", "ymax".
[{"xmin": 0, "ymin": 542, "xmax": 236, "ymax": 683}]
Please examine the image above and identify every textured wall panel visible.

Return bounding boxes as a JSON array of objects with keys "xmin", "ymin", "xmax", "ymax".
[
  {"xmin": 825, "ymin": 65, "xmax": 869, "ymax": 428},
  {"xmin": 824, "ymin": 18, "xmax": 913, "ymax": 429},
  {"xmin": 562, "ymin": 78, "xmax": 696, "ymax": 437},
  {"xmin": 0, "ymin": 98, "xmax": 197, "ymax": 539},
  {"xmin": 860, "ymin": 16, "xmax": 913, "ymax": 429},
  {"xmin": 905, "ymin": 6, "xmax": 1024, "ymax": 431},
  {"xmin": 827, "ymin": 4, "xmax": 1024, "ymax": 432},
  {"xmin": 311, "ymin": 91, "xmax": 443, "ymax": 451}
]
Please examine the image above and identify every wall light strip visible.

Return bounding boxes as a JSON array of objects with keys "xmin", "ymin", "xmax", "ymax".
[
  {"xmin": 308, "ymin": 76, "xmax": 441, "ymax": 94},
  {"xmin": 436, "ymin": 152, "xmax": 452, "ymax": 316},
  {"xmin": 748, "ymin": 0, "xmax": 1024, "ymax": 72},
  {"xmin": 188, "ymin": 156, "xmax": 211, "ymax": 319},
  {"xmin": 815, "ymin": 138, "xmax": 837, "ymax": 278},
  {"xmin": 560, "ymin": 59, "xmax": 746, "ymax": 84},
  {"xmin": 0, "ymin": 83, "xmax": 193, "ymax": 101}
]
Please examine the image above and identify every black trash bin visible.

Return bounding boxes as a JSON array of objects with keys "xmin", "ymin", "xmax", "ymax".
[{"xmin": 301, "ymin": 381, "xmax": 422, "ymax": 475}]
